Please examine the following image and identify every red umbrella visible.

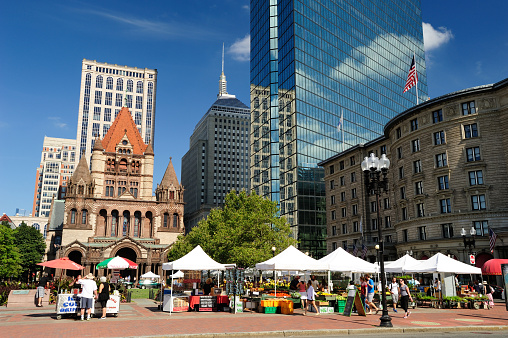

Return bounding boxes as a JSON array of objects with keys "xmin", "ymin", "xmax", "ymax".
[
  {"xmin": 38, "ymin": 257, "xmax": 85, "ymax": 270},
  {"xmin": 481, "ymin": 259, "xmax": 508, "ymax": 275}
]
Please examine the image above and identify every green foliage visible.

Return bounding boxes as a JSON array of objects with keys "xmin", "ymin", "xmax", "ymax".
[
  {"xmin": 167, "ymin": 190, "xmax": 297, "ymax": 267},
  {"xmin": 0, "ymin": 226, "xmax": 22, "ymax": 279},
  {"xmin": 13, "ymin": 222, "xmax": 46, "ymax": 278}
]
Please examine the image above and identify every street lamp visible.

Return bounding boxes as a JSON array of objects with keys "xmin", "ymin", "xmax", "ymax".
[
  {"xmin": 362, "ymin": 153, "xmax": 392, "ymax": 328},
  {"xmin": 461, "ymin": 226, "xmax": 476, "ymax": 255},
  {"xmin": 271, "ymin": 247, "xmax": 276, "ymax": 281}
]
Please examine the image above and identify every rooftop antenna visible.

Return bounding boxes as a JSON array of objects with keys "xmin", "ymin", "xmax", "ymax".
[{"xmin": 218, "ymin": 43, "xmax": 228, "ymax": 98}]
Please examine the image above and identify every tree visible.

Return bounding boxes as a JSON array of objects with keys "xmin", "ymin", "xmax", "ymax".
[
  {"xmin": 14, "ymin": 222, "xmax": 46, "ymax": 281},
  {"xmin": 0, "ymin": 225, "xmax": 21, "ymax": 279},
  {"xmin": 167, "ymin": 190, "xmax": 297, "ymax": 267}
]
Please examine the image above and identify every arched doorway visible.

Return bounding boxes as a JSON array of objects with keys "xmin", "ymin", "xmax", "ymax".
[
  {"xmin": 115, "ymin": 247, "xmax": 137, "ymax": 281},
  {"xmin": 475, "ymin": 252, "xmax": 493, "ymax": 268},
  {"xmin": 67, "ymin": 250, "xmax": 83, "ymax": 277}
]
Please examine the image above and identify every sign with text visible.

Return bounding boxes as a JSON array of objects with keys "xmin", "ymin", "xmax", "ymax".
[
  {"xmin": 469, "ymin": 254, "xmax": 475, "ymax": 265},
  {"xmin": 343, "ymin": 290, "xmax": 366, "ymax": 317}
]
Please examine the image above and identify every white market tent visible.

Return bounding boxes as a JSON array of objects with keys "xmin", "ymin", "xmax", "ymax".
[
  {"xmin": 404, "ymin": 253, "xmax": 482, "ymax": 274},
  {"xmin": 384, "ymin": 254, "xmax": 420, "ymax": 273},
  {"xmin": 255, "ymin": 245, "xmax": 328, "ymax": 271},
  {"xmin": 318, "ymin": 247, "xmax": 378, "ymax": 273},
  {"xmin": 140, "ymin": 271, "xmax": 160, "ymax": 279},
  {"xmin": 162, "ymin": 245, "xmax": 227, "ymax": 271},
  {"xmin": 170, "ymin": 270, "xmax": 184, "ymax": 278}
]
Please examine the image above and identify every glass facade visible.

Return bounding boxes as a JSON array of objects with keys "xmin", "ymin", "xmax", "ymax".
[{"xmin": 250, "ymin": 0, "xmax": 428, "ymax": 257}]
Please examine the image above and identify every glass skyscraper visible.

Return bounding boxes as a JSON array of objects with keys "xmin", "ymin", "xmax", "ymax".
[{"xmin": 250, "ymin": 0, "xmax": 428, "ymax": 257}]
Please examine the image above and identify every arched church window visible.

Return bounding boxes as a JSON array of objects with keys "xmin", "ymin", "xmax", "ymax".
[
  {"xmin": 172, "ymin": 213, "xmax": 178, "ymax": 228},
  {"xmin": 163, "ymin": 213, "xmax": 169, "ymax": 227},
  {"xmin": 81, "ymin": 209, "xmax": 88, "ymax": 225},
  {"xmin": 70, "ymin": 209, "xmax": 77, "ymax": 224}
]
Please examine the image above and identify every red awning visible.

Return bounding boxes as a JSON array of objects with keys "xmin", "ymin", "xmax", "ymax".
[{"xmin": 481, "ymin": 259, "xmax": 508, "ymax": 275}]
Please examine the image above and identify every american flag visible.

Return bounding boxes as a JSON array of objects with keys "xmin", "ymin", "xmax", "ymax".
[
  {"xmin": 403, "ymin": 55, "xmax": 418, "ymax": 93},
  {"xmin": 353, "ymin": 244, "xmax": 358, "ymax": 257},
  {"xmin": 361, "ymin": 244, "xmax": 368, "ymax": 259},
  {"xmin": 489, "ymin": 228, "xmax": 498, "ymax": 253}
]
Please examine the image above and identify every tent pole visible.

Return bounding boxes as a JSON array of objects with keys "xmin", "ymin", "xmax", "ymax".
[
  {"xmin": 274, "ymin": 270, "xmax": 277, "ymax": 297},
  {"xmin": 170, "ymin": 272, "xmax": 174, "ymax": 316}
]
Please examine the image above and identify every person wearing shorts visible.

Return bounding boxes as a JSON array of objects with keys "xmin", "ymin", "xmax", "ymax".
[
  {"xmin": 388, "ymin": 277, "xmax": 399, "ymax": 312},
  {"xmin": 297, "ymin": 279, "xmax": 307, "ymax": 313},
  {"xmin": 365, "ymin": 274, "xmax": 379, "ymax": 314},
  {"xmin": 36, "ymin": 272, "xmax": 49, "ymax": 307},
  {"xmin": 75, "ymin": 273, "xmax": 98, "ymax": 321}
]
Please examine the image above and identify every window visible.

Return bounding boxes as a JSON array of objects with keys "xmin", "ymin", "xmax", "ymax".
[
  {"xmin": 415, "ymin": 181, "xmax": 424, "ymax": 195},
  {"xmin": 127, "ymin": 79, "xmax": 133, "ymax": 92},
  {"xmin": 410, "ymin": 118, "xmax": 418, "ymax": 131},
  {"xmin": 136, "ymin": 81, "xmax": 143, "ymax": 94},
  {"xmin": 342, "ymin": 241, "xmax": 348, "ymax": 250},
  {"xmin": 116, "ymin": 78, "xmax": 123, "ymax": 91},
  {"xmin": 385, "ymin": 216, "xmax": 391, "ymax": 228},
  {"xmin": 339, "ymin": 161, "xmax": 345, "ymax": 170},
  {"xmin": 81, "ymin": 209, "xmax": 87, "ymax": 224},
  {"xmin": 403, "ymin": 229, "xmax": 408, "ymax": 242},
  {"xmin": 396, "ymin": 127, "xmax": 402, "ymax": 139},
  {"xmin": 332, "ymin": 242, "xmax": 337, "ymax": 250},
  {"xmin": 418, "ymin": 226, "xmax": 427, "ymax": 240},
  {"xmin": 115, "ymin": 93, "xmax": 123, "ymax": 107},
  {"xmin": 402, "ymin": 207, "xmax": 408, "ymax": 220},
  {"xmin": 135, "ymin": 96, "xmax": 143, "ymax": 110},
  {"xmin": 163, "ymin": 213, "xmax": 169, "ymax": 227},
  {"xmin": 442, "ymin": 223, "xmax": 454, "ymax": 238},
  {"xmin": 70, "ymin": 209, "xmax": 76, "ymax": 224},
  {"xmin": 397, "ymin": 147, "xmax": 403, "ymax": 159},
  {"xmin": 351, "ymin": 172, "xmax": 356, "ymax": 182},
  {"xmin": 438, "ymin": 175, "xmax": 449, "ymax": 190},
  {"xmin": 329, "ymin": 165, "xmax": 334, "ymax": 174},
  {"xmin": 350, "ymin": 156, "xmax": 355, "ymax": 165},
  {"xmin": 411, "ymin": 139, "xmax": 420, "ymax": 152},
  {"xmin": 353, "ymin": 221, "xmax": 359, "ymax": 232},
  {"xmin": 462, "ymin": 101, "xmax": 476, "ymax": 115},
  {"xmin": 399, "ymin": 166, "xmax": 404, "ymax": 179},
  {"xmin": 413, "ymin": 160, "xmax": 422, "ymax": 173},
  {"xmin": 342, "ymin": 224, "xmax": 347, "ymax": 234},
  {"xmin": 440, "ymin": 198, "xmax": 451, "ymax": 213},
  {"xmin": 340, "ymin": 192, "xmax": 345, "ymax": 202},
  {"xmin": 352, "ymin": 204, "xmax": 358, "ymax": 216},
  {"xmin": 370, "ymin": 201, "xmax": 377, "ymax": 212},
  {"xmin": 380, "ymin": 145, "xmax": 386, "ymax": 154},
  {"xmin": 473, "ymin": 221, "xmax": 489, "ymax": 236},
  {"xmin": 416, "ymin": 203, "xmax": 425, "ymax": 217},
  {"xmin": 433, "ymin": 109, "xmax": 443, "ymax": 123},
  {"xmin": 471, "ymin": 194, "xmax": 486, "ymax": 210},
  {"xmin": 104, "ymin": 108, "xmax": 111, "ymax": 122},
  {"xmin": 341, "ymin": 208, "xmax": 346, "ymax": 217},
  {"xmin": 351, "ymin": 188, "xmax": 357, "ymax": 199},
  {"xmin": 173, "ymin": 214, "xmax": 178, "ymax": 228},
  {"xmin": 436, "ymin": 153, "xmax": 448, "ymax": 167},
  {"xmin": 466, "ymin": 147, "xmax": 481, "ymax": 162},
  {"xmin": 384, "ymin": 198, "xmax": 390, "ymax": 209},
  {"xmin": 464, "ymin": 123, "xmax": 478, "ymax": 138},
  {"xmin": 385, "ymin": 235, "xmax": 392, "ymax": 243},
  {"xmin": 400, "ymin": 186, "xmax": 406, "ymax": 199},
  {"xmin": 331, "ymin": 195, "xmax": 336, "ymax": 205},
  {"xmin": 95, "ymin": 75, "xmax": 103, "ymax": 88},
  {"xmin": 331, "ymin": 210, "xmax": 336, "ymax": 220},
  {"xmin": 332, "ymin": 226, "xmax": 337, "ymax": 236},
  {"xmin": 434, "ymin": 131, "xmax": 445, "ymax": 145},
  {"xmin": 371, "ymin": 218, "xmax": 378, "ymax": 230},
  {"xmin": 469, "ymin": 170, "xmax": 484, "ymax": 185},
  {"xmin": 330, "ymin": 180, "xmax": 335, "ymax": 190},
  {"xmin": 340, "ymin": 176, "xmax": 345, "ymax": 186}
]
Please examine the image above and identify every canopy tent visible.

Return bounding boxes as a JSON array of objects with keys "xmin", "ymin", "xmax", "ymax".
[
  {"xmin": 481, "ymin": 259, "xmax": 508, "ymax": 276},
  {"xmin": 162, "ymin": 245, "xmax": 226, "ymax": 271},
  {"xmin": 404, "ymin": 253, "xmax": 482, "ymax": 274},
  {"xmin": 140, "ymin": 271, "xmax": 160, "ymax": 279},
  {"xmin": 255, "ymin": 245, "xmax": 328, "ymax": 271},
  {"xmin": 384, "ymin": 254, "xmax": 420, "ymax": 273},
  {"xmin": 170, "ymin": 270, "xmax": 184, "ymax": 278},
  {"xmin": 318, "ymin": 247, "xmax": 378, "ymax": 273}
]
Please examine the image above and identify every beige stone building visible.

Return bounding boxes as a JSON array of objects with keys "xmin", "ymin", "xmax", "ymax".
[
  {"xmin": 319, "ymin": 78, "xmax": 508, "ymax": 268},
  {"xmin": 54, "ymin": 106, "xmax": 184, "ymax": 278}
]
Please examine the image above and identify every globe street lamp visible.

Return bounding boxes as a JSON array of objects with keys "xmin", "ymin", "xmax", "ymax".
[
  {"xmin": 362, "ymin": 153, "xmax": 392, "ymax": 327},
  {"xmin": 461, "ymin": 227, "xmax": 476, "ymax": 261}
]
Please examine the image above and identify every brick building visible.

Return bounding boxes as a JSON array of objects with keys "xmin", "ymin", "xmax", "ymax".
[
  {"xmin": 319, "ymin": 78, "xmax": 508, "ymax": 268},
  {"xmin": 56, "ymin": 106, "xmax": 184, "ymax": 278}
]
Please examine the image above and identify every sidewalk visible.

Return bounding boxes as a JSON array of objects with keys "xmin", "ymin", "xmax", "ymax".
[{"xmin": 1, "ymin": 299, "xmax": 507, "ymax": 338}]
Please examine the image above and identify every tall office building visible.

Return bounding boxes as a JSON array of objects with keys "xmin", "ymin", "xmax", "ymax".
[
  {"xmin": 250, "ymin": 0, "xmax": 428, "ymax": 257},
  {"xmin": 77, "ymin": 59, "xmax": 157, "ymax": 162},
  {"xmin": 32, "ymin": 137, "xmax": 77, "ymax": 217},
  {"xmin": 182, "ymin": 64, "xmax": 250, "ymax": 231}
]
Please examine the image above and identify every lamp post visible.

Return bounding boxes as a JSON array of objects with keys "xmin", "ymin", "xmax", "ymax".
[
  {"xmin": 271, "ymin": 246, "xmax": 276, "ymax": 281},
  {"xmin": 362, "ymin": 153, "xmax": 392, "ymax": 327},
  {"xmin": 461, "ymin": 227, "xmax": 476, "ymax": 262}
]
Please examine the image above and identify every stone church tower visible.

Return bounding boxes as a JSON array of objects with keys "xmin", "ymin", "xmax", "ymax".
[{"xmin": 58, "ymin": 106, "xmax": 184, "ymax": 277}]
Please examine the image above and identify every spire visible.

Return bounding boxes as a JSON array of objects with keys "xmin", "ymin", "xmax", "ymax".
[
  {"xmin": 160, "ymin": 157, "xmax": 179, "ymax": 188},
  {"xmin": 92, "ymin": 137, "xmax": 103, "ymax": 151},
  {"xmin": 144, "ymin": 142, "xmax": 154, "ymax": 156},
  {"xmin": 71, "ymin": 155, "xmax": 92, "ymax": 184},
  {"xmin": 218, "ymin": 43, "xmax": 228, "ymax": 98}
]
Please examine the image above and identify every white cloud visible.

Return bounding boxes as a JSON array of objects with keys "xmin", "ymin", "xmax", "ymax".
[
  {"xmin": 228, "ymin": 34, "xmax": 250, "ymax": 62},
  {"xmin": 48, "ymin": 117, "xmax": 67, "ymax": 129},
  {"xmin": 422, "ymin": 22, "xmax": 453, "ymax": 51},
  {"xmin": 242, "ymin": 5, "xmax": 249, "ymax": 11}
]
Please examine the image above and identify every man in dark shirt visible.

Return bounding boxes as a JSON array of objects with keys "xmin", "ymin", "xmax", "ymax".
[
  {"xmin": 289, "ymin": 275, "xmax": 300, "ymax": 291},
  {"xmin": 37, "ymin": 272, "xmax": 49, "ymax": 307}
]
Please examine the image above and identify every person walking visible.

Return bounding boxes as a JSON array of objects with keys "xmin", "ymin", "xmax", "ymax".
[
  {"xmin": 297, "ymin": 278, "xmax": 307, "ymax": 314},
  {"xmin": 360, "ymin": 276, "xmax": 369, "ymax": 311},
  {"xmin": 388, "ymin": 277, "xmax": 399, "ymax": 312},
  {"xmin": 36, "ymin": 272, "xmax": 49, "ymax": 307},
  {"xmin": 365, "ymin": 274, "xmax": 379, "ymax": 314},
  {"xmin": 97, "ymin": 276, "xmax": 110, "ymax": 319},
  {"xmin": 399, "ymin": 278, "xmax": 413, "ymax": 318},
  {"xmin": 483, "ymin": 281, "xmax": 495, "ymax": 308},
  {"xmin": 306, "ymin": 280, "xmax": 319, "ymax": 315},
  {"xmin": 75, "ymin": 273, "xmax": 98, "ymax": 321}
]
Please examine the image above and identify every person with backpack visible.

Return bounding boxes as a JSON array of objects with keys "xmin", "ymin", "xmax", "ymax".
[{"xmin": 388, "ymin": 277, "xmax": 399, "ymax": 312}]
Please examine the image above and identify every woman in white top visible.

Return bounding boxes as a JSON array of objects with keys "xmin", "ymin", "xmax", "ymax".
[{"xmin": 305, "ymin": 280, "xmax": 319, "ymax": 315}]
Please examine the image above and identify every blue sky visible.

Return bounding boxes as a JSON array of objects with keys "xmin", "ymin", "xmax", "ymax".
[{"xmin": 1, "ymin": 0, "xmax": 507, "ymax": 216}]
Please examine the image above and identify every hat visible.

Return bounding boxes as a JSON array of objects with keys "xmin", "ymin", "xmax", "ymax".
[
  {"xmin": 100, "ymin": 276, "xmax": 107, "ymax": 283},
  {"xmin": 482, "ymin": 281, "xmax": 488, "ymax": 285},
  {"xmin": 85, "ymin": 273, "xmax": 94, "ymax": 279}
]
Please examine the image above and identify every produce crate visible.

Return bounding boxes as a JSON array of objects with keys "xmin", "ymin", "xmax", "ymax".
[
  {"xmin": 337, "ymin": 305, "xmax": 345, "ymax": 313},
  {"xmin": 315, "ymin": 301, "xmax": 329, "ymax": 306},
  {"xmin": 264, "ymin": 306, "xmax": 277, "ymax": 314},
  {"xmin": 281, "ymin": 307, "xmax": 294, "ymax": 315},
  {"xmin": 319, "ymin": 306, "xmax": 334, "ymax": 313}
]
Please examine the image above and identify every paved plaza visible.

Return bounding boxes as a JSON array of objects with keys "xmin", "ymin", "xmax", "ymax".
[{"xmin": 1, "ymin": 299, "xmax": 507, "ymax": 338}]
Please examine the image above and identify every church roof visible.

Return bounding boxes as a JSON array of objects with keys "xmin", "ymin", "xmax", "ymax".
[
  {"xmin": 160, "ymin": 157, "xmax": 179, "ymax": 187},
  {"xmin": 93, "ymin": 137, "xmax": 104, "ymax": 151},
  {"xmin": 101, "ymin": 106, "xmax": 148, "ymax": 155},
  {"xmin": 145, "ymin": 143, "xmax": 154, "ymax": 156},
  {"xmin": 71, "ymin": 155, "xmax": 92, "ymax": 184}
]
